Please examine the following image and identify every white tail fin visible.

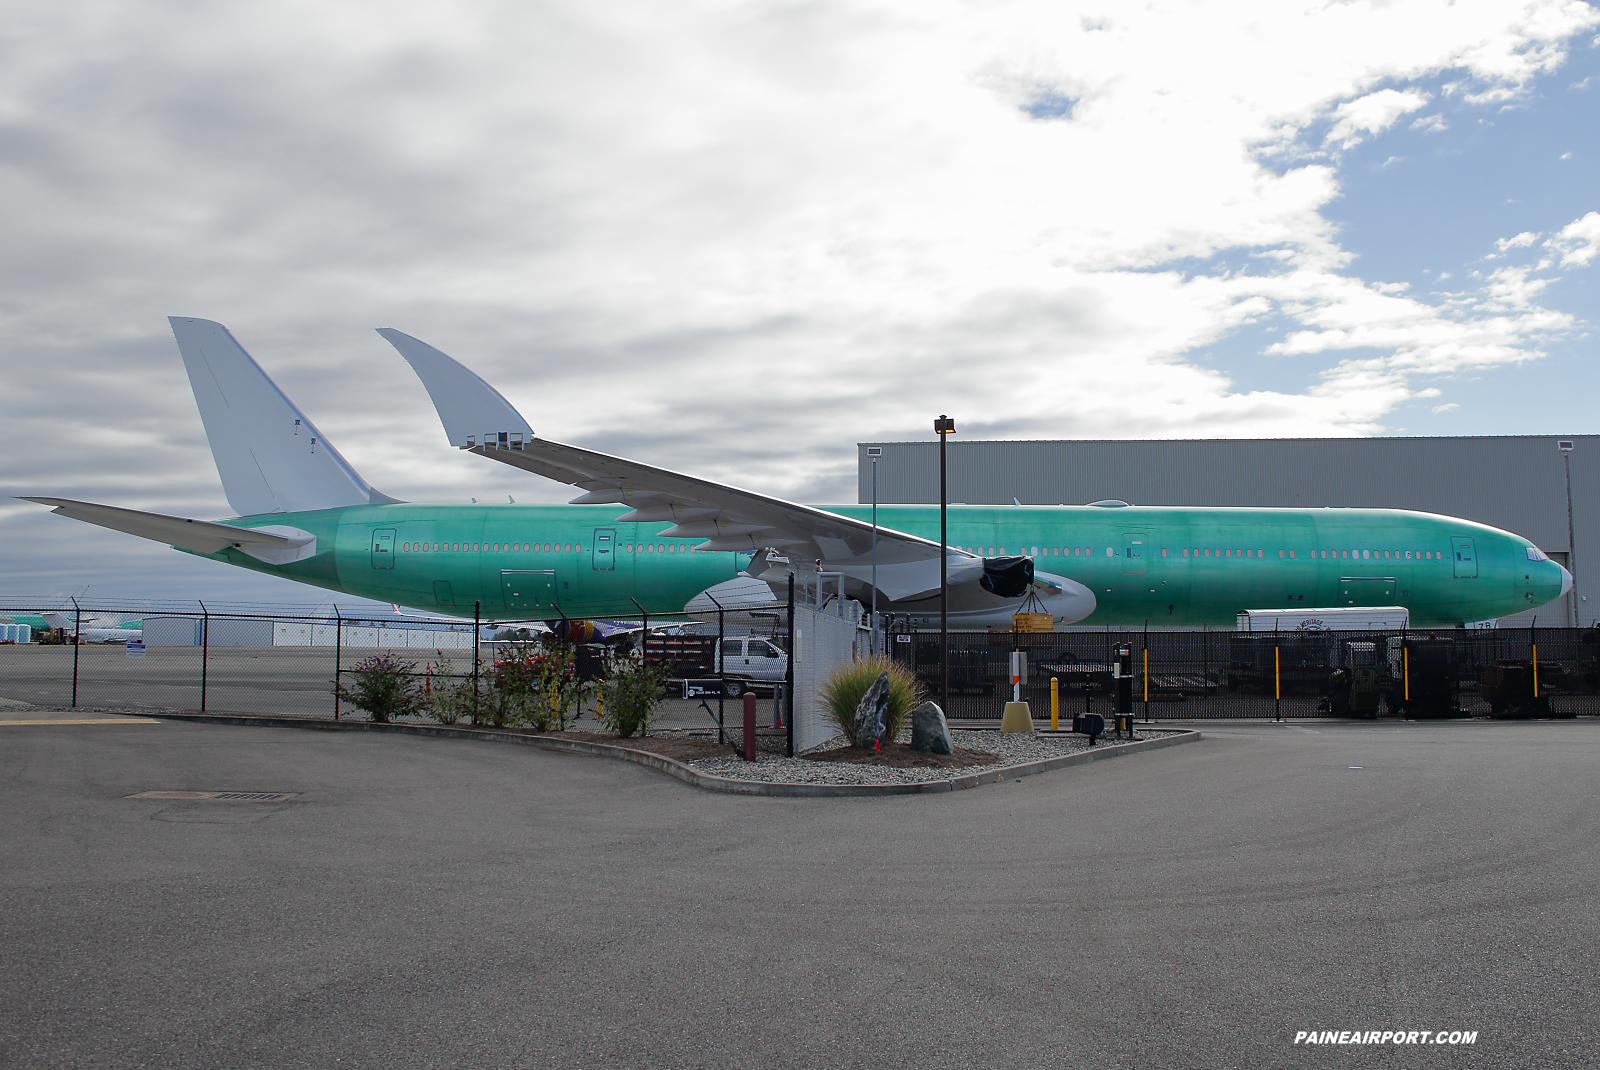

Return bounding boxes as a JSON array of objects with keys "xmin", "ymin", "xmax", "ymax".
[
  {"xmin": 169, "ymin": 318, "xmax": 395, "ymax": 515},
  {"xmin": 376, "ymin": 328, "xmax": 533, "ymax": 448}
]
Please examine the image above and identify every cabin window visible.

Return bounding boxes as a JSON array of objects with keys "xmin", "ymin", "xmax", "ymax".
[
  {"xmin": 1289, "ymin": 549, "xmax": 1295, "ymax": 558},
  {"xmin": 1278, "ymin": 549, "xmax": 1284, "ymax": 558},
  {"xmin": 1160, "ymin": 548, "xmax": 1168, "ymax": 557},
  {"xmin": 1031, "ymin": 546, "xmax": 1039, "ymax": 556},
  {"xmin": 1225, "ymin": 549, "xmax": 1232, "ymax": 558},
  {"xmin": 1203, "ymin": 548, "xmax": 1211, "ymax": 557}
]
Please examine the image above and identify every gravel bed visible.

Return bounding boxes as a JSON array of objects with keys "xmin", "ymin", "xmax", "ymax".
[{"xmin": 686, "ymin": 728, "xmax": 1169, "ymax": 785}]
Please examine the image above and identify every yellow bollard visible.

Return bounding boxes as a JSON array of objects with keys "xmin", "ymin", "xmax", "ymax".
[{"xmin": 1051, "ymin": 676, "xmax": 1059, "ymax": 730}]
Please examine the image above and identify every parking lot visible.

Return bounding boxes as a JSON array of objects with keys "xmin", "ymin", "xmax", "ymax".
[{"xmin": 3, "ymin": 713, "xmax": 1597, "ymax": 1068}]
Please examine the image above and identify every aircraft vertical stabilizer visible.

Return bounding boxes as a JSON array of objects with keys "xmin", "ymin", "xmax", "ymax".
[{"xmin": 168, "ymin": 317, "xmax": 395, "ymax": 515}]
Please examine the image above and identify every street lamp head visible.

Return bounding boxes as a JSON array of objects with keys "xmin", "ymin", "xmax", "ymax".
[
  {"xmin": 1559, "ymin": 440, "xmax": 1574, "ymax": 452},
  {"xmin": 934, "ymin": 416, "xmax": 956, "ymax": 435}
]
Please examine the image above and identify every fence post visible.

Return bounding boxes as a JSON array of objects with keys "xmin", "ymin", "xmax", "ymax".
[
  {"xmin": 199, "ymin": 600, "xmax": 209, "ymax": 714},
  {"xmin": 473, "ymin": 600, "xmax": 481, "ymax": 721},
  {"xmin": 786, "ymin": 574, "xmax": 795, "ymax": 758},
  {"xmin": 709, "ymin": 594, "xmax": 726, "ymax": 747},
  {"xmin": 70, "ymin": 597, "xmax": 81, "ymax": 708},
  {"xmin": 334, "ymin": 605, "xmax": 342, "ymax": 720}
]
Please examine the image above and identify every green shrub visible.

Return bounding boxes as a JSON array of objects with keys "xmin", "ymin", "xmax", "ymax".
[
  {"xmin": 492, "ymin": 642, "xmax": 589, "ymax": 731},
  {"xmin": 599, "ymin": 659, "xmax": 667, "ymax": 739},
  {"xmin": 336, "ymin": 653, "xmax": 424, "ymax": 723},
  {"xmin": 819, "ymin": 656, "xmax": 926, "ymax": 746},
  {"xmin": 420, "ymin": 654, "xmax": 481, "ymax": 725}
]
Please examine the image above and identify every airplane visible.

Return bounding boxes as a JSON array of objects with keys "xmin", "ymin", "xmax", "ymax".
[{"xmin": 22, "ymin": 317, "xmax": 1572, "ymax": 630}]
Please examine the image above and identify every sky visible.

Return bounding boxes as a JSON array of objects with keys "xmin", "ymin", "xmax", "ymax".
[{"xmin": 1, "ymin": 0, "xmax": 1598, "ymax": 603}]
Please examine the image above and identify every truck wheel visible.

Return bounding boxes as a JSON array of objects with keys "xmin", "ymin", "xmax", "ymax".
[{"xmin": 725, "ymin": 679, "xmax": 745, "ymax": 698}]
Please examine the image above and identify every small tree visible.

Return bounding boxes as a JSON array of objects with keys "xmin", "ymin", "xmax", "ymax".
[
  {"xmin": 819, "ymin": 656, "xmax": 926, "ymax": 746},
  {"xmin": 599, "ymin": 659, "xmax": 667, "ymax": 739},
  {"xmin": 336, "ymin": 653, "xmax": 424, "ymax": 723}
]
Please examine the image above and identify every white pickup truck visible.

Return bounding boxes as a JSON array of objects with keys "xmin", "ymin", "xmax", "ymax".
[{"xmin": 716, "ymin": 637, "xmax": 789, "ymax": 696}]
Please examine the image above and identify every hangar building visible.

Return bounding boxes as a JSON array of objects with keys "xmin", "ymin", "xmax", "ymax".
[{"xmin": 857, "ymin": 435, "xmax": 1597, "ymax": 627}]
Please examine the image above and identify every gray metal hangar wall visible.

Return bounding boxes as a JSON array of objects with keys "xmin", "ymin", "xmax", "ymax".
[{"xmin": 857, "ymin": 435, "xmax": 1598, "ymax": 627}]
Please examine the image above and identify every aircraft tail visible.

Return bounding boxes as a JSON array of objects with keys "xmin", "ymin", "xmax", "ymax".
[{"xmin": 168, "ymin": 318, "xmax": 397, "ymax": 515}]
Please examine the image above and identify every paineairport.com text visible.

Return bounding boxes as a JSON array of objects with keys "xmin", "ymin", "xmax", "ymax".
[{"xmin": 1293, "ymin": 1030, "xmax": 1478, "ymax": 1046}]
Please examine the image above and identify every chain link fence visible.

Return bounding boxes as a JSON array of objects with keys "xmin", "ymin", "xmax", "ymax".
[{"xmin": 888, "ymin": 625, "xmax": 1600, "ymax": 720}]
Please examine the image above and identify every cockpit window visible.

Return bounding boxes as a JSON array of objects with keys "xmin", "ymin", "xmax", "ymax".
[{"xmin": 1526, "ymin": 546, "xmax": 1550, "ymax": 562}]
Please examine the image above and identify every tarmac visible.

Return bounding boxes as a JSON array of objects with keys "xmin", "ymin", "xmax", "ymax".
[{"xmin": 3, "ymin": 710, "xmax": 1598, "ymax": 1069}]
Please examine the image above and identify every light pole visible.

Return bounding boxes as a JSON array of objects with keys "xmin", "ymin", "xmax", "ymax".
[
  {"xmin": 934, "ymin": 415, "xmax": 956, "ymax": 712},
  {"xmin": 867, "ymin": 446, "xmax": 881, "ymax": 655},
  {"xmin": 1561, "ymin": 440, "xmax": 1578, "ymax": 626}
]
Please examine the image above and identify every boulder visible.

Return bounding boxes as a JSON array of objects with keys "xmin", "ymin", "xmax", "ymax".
[
  {"xmin": 911, "ymin": 700, "xmax": 953, "ymax": 755},
  {"xmin": 852, "ymin": 671, "xmax": 892, "ymax": 747}
]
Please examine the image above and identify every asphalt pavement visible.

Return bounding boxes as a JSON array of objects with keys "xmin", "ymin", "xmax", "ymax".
[{"xmin": 2, "ymin": 714, "xmax": 1597, "ymax": 1069}]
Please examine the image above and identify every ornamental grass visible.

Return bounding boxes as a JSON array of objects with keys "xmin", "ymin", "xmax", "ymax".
[{"xmin": 819, "ymin": 656, "xmax": 926, "ymax": 747}]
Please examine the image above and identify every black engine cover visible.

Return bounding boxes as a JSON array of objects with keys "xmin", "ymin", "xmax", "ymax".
[{"xmin": 979, "ymin": 555, "xmax": 1034, "ymax": 598}]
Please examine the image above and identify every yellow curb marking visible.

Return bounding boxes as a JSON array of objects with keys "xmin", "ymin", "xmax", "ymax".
[{"xmin": 0, "ymin": 718, "xmax": 160, "ymax": 725}]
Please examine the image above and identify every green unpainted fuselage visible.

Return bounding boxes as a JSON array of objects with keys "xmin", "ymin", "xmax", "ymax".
[{"xmin": 192, "ymin": 503, "xmax": 1567, "ymax": 627}]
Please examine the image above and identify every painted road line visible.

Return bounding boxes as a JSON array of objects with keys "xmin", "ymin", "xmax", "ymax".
[{"xmin": 0, "ymin": 718, "xmax": 160, "ymax": 725}]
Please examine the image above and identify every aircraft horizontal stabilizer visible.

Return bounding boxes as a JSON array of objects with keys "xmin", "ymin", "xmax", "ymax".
[{"xmin": 18, "ymin": 498, "xmax": 316, "ymax": 564}]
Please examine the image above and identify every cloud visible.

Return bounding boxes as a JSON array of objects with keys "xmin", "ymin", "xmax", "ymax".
[
  {"xmin": 1546, "ymin": 211, "xmax": 1600, "ymax": 266},
  {"xmin": 1432, "ymin": 403, "xmax": 1460, "ymax": 412},
  {"xmin": 1, "ymin": 0, "xmax": 1599, "ymax": 596},
  {"xmin": 1496, "ymin": 231, "xmax": 1541, "ymax": 251},
  {"xmin": 1411, "ymin": 113, "xmax": 1449, "ymax": 133},
  {"xmin": 1325, "ymin": 89, "xmax": 1432, "ymax": 148}
]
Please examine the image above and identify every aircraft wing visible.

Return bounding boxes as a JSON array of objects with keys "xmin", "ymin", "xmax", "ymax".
[
  {"xmin": 378, "ymin": 329, "xmax": 1010, "ymax": 601},
  {"xmin": 18, "ymin": 498, "xmax": 315, "ymax": 563}
]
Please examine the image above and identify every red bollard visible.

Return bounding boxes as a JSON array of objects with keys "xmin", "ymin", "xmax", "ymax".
[{"xmin": 742, "ymin": 692, "xmax": 758, "ymax": 761}]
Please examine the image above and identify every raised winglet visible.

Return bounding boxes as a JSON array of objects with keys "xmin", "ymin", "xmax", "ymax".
[
  {"xmin": 168, "ymin": 318, "xmax": 396, "ymax": 515},
  {"xmin": 376, "ymin": 329, "xmax": 533, "ymax": 449}
]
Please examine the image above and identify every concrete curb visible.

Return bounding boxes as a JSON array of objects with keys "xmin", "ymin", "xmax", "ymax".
[{"xmin": 146, "ymin": 712, "xmax": 1203, "ymax": 797}]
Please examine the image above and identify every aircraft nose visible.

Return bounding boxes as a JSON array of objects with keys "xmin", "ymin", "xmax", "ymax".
[{"xmin": 1559, "ymin": 563, "xmax": 1573, "ymax": 596}]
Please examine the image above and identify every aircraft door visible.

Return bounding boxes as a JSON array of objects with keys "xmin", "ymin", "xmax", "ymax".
[
  {"xmin": 1451, "ymin": 537, "xmax": 1478, "ymax": 579},
  {"xmin": 1122, "ymin": 533, "xmax": 1147, "ymax": 576},
  {"xmin": 502, "ymin": 570, "xmax": 557, "ymax": 610},
  {"xmin": 592, "ymin": 528, "xmax": 616, "ymax": 571},
  {"xmin": 371, "ymin": 529, "xmax": 396, "ymax": 570}
]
